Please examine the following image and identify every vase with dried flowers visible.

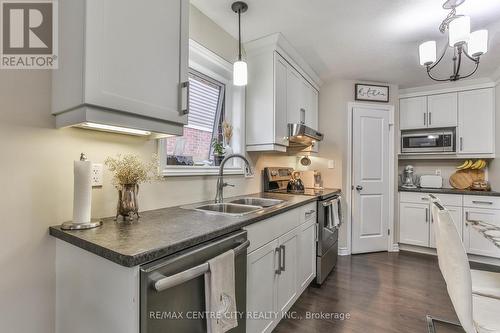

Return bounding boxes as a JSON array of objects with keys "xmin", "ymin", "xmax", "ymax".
[
  {"xmin": 105, "ymin": 154, "xmax": 159, "ymax": 222},
  {"xmin": 222, "ymin": 120, "xmax": 234, "ymax": 157}
]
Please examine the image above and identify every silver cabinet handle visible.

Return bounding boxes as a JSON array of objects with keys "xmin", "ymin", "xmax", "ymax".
[
  {"xmin": 424, "ymin": 113, "xmax": 427, "ymax": 126},
  {"xmin": 275, "ymin": 247, "xmax": 281, "ymax": 275},
  {"xmin": 421, "ymin": 197, "xmax": 429, "ymax": 201},
  {"xmin": 429, "ymin": 112, "xmax": 432, "ymax": 126},
  {"xmin": 425, "ymin": 208, "xmax": 429, "ymax": 223},
  {"xmin": 472, "ymin": 200, "xmax": 493, "ymax": 205},
  {"xmin": 356, "ymin": 185, "xmax": 363, "ymax": 191},
  {"xmin": 180, "ymin": 81, "xmax": 189, "ymax": 115},
  {"xmin": 280, "ymin": 245, "xmax": 286, "ymax": 272},
  {"xmin": 305, "ymin": 209, "xmax": 316, "ymax": 218},
  {"xmin": 460, "ymin": 137, "xmax": 463, "ymax": 151}
]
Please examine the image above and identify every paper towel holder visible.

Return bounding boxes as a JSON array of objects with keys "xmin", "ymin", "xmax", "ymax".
[
  {"xmin": 61, "ymin": 152, "xmax": 103, "ymax": 231},
  {"xmin": 61, "ymin": 219, "xmax": 103, "ymax": 231}
]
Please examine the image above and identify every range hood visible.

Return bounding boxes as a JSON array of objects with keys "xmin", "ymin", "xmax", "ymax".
[{"xmin": 288, "ymin": 123, "xmax": 324, "ymax": 147}]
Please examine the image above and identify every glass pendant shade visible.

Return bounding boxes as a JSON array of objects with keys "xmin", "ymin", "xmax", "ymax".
[
  {"xmin": 468, "ymin": 30, "xmax": 488, "ymax": 57},
  {"xmin": 419, "ymin": 41, "xmax": 437, "ymax": 66},
  {"xmin": 233, "ymin": 60, "xmax": 248, "ymax": 86},
  {"xmin": 449, "ymin": 16, "xmax": 470, "ymax": 46}
]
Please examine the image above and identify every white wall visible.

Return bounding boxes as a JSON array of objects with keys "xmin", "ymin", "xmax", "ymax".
[
  {"xmin": 0, "ymin": 6, "xmax": 294, "ymax": 333},
  {"xmin": 305, "ymin": 79, "xmax": 399, "ymax": 250}
]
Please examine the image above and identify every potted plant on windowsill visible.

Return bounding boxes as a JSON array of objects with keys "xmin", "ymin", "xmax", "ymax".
[{"xmin": 212, "ymin": 139, "xmax": 225, "ymax": 166}]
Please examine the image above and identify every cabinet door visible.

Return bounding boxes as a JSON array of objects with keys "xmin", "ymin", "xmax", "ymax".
[
  {"xmin": 286, "ymin": 66, "xmax": 303, "ymax": 125},
  {"xmin": 305, "ymin": 83, "xmax": 319, "ymax": 131},
  {"xmin": 246, "ymin": 240, "xmax": 279, "ymax": 333},
  {"xmin": 463, "ymin": 209, "xmax": 500, "ymax": 258},
  {"xmin": 430, "ymin": 206, "xmax": 462, "ymax": 248},
  {"xmin": 427, "ymin": 93, "xmax": 458, "ymax": 128},
  {"xmin": 458, "ymin": 88, "xmax": 495, "ymax": 154},
  {"xmin": 274, "ymin": 53, "xmax": 289, "ymax": 146},
  {"xmin": 297, "ymin": 220, "xmax": 316, "ymax": 292},
  {"xmin": 399, "ymin": 203, "xmax": 430, "ymax": 247},
  {"xmin": 277, "ymin": 228, "xmax": 299, "ymax": 315},
  {"xmin": 400, "ymin": 97, "xmax": 428, "ymax": 130},
  {"xmin": 84, "ymin": 0, "xmax": 188, "ymax": 124}
]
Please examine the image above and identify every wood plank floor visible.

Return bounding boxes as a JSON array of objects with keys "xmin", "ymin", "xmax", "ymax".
[{"xmin": 274, "ymin": 251, "xmax": 464, "ymax": 333}]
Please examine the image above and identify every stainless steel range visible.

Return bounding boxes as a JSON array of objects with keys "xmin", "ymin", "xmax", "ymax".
[{"xmin": 263, "ymin": 167, "xmax": 343, "ymax": 285}]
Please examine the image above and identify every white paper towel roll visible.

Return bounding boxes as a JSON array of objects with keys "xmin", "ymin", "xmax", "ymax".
[{"xmin": 72, "ymin": 160, "xmax": 92, "ymax": 224}]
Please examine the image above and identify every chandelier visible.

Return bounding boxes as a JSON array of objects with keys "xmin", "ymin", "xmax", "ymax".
[{"xmin": 419, "ymin": 0, "xmax": 488, "ymax": 82}]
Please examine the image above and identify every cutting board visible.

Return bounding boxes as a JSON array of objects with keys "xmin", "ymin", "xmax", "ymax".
[{"xmin": 449, "ymin": 169, "xmax": 485, "ymax": 190}]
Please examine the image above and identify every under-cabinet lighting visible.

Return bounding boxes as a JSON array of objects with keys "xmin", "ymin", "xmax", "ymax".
[{"xmin": 79, "ymin": 122, "xmax": 152, "ymax": 136}]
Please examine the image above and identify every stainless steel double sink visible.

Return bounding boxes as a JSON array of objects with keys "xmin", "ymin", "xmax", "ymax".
[{"xmin": 194, "ymin": 198, "xmax": 285, "ymax": 216}]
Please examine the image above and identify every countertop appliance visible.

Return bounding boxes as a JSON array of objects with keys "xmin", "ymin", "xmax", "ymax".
[
  {"xmin": 420, "ymin": 175, "xmax": 443, "ymax": 189},
  {"xmin": 401, "ymin": 165, "xmax": 418, "ymax": 189},
  {"xmin": 140, "ymin": 230, "xmax": 249, "ymax": 333},
  {"xmin": 401, "ymin": 129, "xmax": 455, "ymax": 154},
  {"xmin": 263, "ymin": 167, "xmax": 343, "ymax": 285}
]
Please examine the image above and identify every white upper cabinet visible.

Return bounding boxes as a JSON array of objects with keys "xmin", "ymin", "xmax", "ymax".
[
  {"xmin": 52, "ymin": 0, "xmax": 188, "ymax": 136},
  {"xmin": 400, "ymin": 97, "xmax": 428, "ymax": 130},
  {"xmin": 245, "ymin": 33, "xmax": 321, "ymax": 152},
  {"xmin": 286, "ymin": 66, "xmax": 303, "ymax": 125},
  {"xmin": 427, "ymin": 93, "xmax": 458, "ymax": 128},
  {"xmin": 457, "ymin": 88, "xmax": 495, "ymax": 155}
]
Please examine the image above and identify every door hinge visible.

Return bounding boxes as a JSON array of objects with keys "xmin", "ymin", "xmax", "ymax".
[{"xmin": 388, "ymin": 229, "xmax": 391, "ymax": 236}]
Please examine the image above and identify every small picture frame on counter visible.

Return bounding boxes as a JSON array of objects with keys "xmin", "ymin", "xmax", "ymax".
[{"xmin": 355, "ymin": 83, "xmax": 389, "ymax": 103}]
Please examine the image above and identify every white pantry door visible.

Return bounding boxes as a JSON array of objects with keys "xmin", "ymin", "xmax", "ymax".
[{"xmin": 351, "ymin": 106, "xmax": 390, "ymax": 253}]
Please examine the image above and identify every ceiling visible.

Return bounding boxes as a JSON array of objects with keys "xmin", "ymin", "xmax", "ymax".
[{"xmin": 191, "ymin": 0, "xmax": 500, "ymax": 88}]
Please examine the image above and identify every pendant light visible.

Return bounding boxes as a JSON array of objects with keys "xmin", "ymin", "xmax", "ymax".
[{"xmin": 231, "ymin": 1, "xmax": 248, "ymax": 86}]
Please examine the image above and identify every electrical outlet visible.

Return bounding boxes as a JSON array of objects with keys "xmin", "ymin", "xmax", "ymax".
[
  {"xmin": 244, "ymin": 165, "xmax": 254, "ymax": 178},
  {"xmin": 435, "ymin": 169, "xmax": 442, "ymax": 176},
  {"xmin": 91, "ymin": 163, "xmax": 103, "ymax": 187},
  {"xmin": 328, "ymin": 160, "xmax": 335, "ymax": 169}
]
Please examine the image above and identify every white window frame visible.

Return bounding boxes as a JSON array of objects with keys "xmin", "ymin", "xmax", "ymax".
[{"xmin": 158, "ymin": 39, "xmax": 246, "ymax": 177}]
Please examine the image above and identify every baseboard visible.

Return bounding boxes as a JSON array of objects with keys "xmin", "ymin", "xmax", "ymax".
[
  {"xmin": 389, "ymin": 243, "xmax": 400, "ymax": 252},
  {"xmin": 399, "ymin": 243, "xmax": 500, "ymax": 266},
  {"xmin": 338, "ymin": 247, "xmax": 351, "ymax": 256}
]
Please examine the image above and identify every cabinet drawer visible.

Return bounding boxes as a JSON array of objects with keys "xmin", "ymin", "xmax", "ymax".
[
  {"xmin": 463, "ymin": 196, "xmax": 500, "ymax": 210},
  {"xmin": 400, "ymin": 191, "xmax": 461, "ymax": 206},
  {"xmin": 245, "ymin": 207, "xmax": 301, "ymax": 253},
  {"xmin": 300, "ymin": 202, "xmax": 317, "ymax": 223}
]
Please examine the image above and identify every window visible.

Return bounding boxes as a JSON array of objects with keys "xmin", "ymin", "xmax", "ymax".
[
  {"xmin": 164, "ymin": 70, "xmax": 225, "ymax": 166},
  {"xmin": 158, "ymin": 39, "xmax": 244, "ymax": 177}
]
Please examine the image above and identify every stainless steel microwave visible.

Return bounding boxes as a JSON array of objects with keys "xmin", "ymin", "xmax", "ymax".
[{"xmin": 401, "ymin": 130, "xmax": 455, "ymax": 154}]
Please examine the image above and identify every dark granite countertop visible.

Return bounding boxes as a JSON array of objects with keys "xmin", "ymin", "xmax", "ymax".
[
  {"xmin": 49, "ymin": 192, "xmax": 320, "ymax": 267},
  {"xmin": 398, "ymin": 186, "xmax": 500, "ymax": 197}
]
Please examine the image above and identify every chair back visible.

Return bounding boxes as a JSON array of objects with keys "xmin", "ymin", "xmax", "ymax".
[{"xmin": 432, "ymin": 201, "xmax": 476, "ymax": 333}]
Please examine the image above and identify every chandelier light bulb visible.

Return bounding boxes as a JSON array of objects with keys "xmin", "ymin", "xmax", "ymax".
[
  {"xmin": 419, "ymin": 41, "xmax": 437, "ymax": 66},
  {"xmin": 468, "ymin": 30, "xmax": 488, "ymax": 57},
  {"xmin": 449, "ymin": 15, "xmax": 470, "ymax": 47},
  {"xmin": 233, "ymin": 60, "xmax": 248, "ymax": 86}
]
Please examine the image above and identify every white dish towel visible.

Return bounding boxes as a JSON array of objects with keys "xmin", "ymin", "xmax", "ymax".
[{"xmin": 204, "ymin": 249, "xmax": 238, "ymax": 333}]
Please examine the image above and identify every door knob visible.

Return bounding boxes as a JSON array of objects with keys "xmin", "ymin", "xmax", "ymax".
[{"xmin": 356, "ymin": 185, "xmax": 363, "ymax": 191}]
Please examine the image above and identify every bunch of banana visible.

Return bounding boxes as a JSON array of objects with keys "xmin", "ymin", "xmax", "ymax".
[{"xmin": 456, "ymin": 159, "xmax": 487, "ymax": 170}]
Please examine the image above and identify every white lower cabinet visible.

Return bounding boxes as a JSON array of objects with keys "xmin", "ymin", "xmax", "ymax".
[
  {"xmin": 400, "ymin": 192, "xmax": 500, "ymax": 259},
  {"xmin": 297, "ymin": 220, "xmax": 316, "ymax": 291},
  {"xmin": 463, "ymin": 208, "xmax": 500, "ymax": 258},
  {"xmin": 246, "ymin": 239, "xmax": 279, "ymax": 333},
  {"xmin": 244, "ymin": 203, "xmax": 317, "ymax": 333},
  {"xmin": 399, "ymin": 202, "xmax": 430, "ymax": 247}
]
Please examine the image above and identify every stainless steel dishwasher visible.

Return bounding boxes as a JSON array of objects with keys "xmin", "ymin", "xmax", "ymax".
[{"xmin": 140, "ymin": 230, "xmax": 248, "ymax": 333}]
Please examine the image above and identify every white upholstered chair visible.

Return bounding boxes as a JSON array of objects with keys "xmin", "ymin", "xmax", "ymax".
[
  {"xmin": 429, "ymin": 195, "xmax": 500, "ymax": 301},
  {"xmin": 429, "ymin": 199, "xmax": 500, "ymax": 333}
]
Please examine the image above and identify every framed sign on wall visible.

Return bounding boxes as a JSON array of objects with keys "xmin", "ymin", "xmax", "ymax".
[{"xmin": 355, "ymin": 83, "xmax": 389, "ymax": 103}]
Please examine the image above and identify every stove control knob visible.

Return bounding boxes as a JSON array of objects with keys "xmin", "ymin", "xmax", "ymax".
[{"xmin": 271, "ymin": 170, "xmax": 278, "ymax": 176}]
